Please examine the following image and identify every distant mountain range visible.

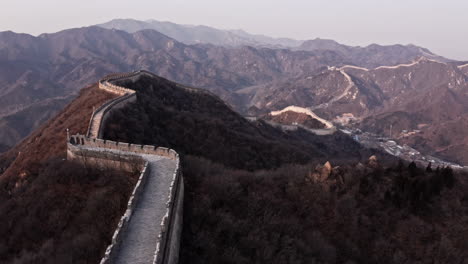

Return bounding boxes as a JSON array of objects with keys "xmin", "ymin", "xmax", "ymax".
[
  {"xmin": 0, "ymin": 26, "xmax": 350, "ymax": 150},
  {"xmin": 2, "ymin": 18, "xmax": 468, "ymax": 264},
  {"xmin": 98, "ymin": 18, "xmax": 304, "ymax": 48},
  {"xmin": 98, "ymin": 18, "xmax": 450, "ymax": 67},
  {"xmin": 0, "ymin": 19, "xmax": 467, "ymax": 165},
  {"xmin": 242, "ymin": 57, "xmax": 468, "ymax": 164}
]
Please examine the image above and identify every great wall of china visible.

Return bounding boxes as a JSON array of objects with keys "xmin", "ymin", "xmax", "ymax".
[
  {"xmin": 67, "ymin": 70, "xmax": 186, "ymax": 264},
  {"xmin": 67, "ymin": 69, "xmax": 346, "ymax": 264}
]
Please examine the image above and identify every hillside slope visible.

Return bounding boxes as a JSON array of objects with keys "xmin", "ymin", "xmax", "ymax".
[
  {"xmin": 0, "ymin": 27, "xmax": 347, "ymax": 150},
  {"xmin": 89, "ymin": 71, "xmax": 468, "ymax": 264},
  {"xmin": 98, "ymin": 18, "xmax": 303, "ymax": 48},
  {"xmin": 298, "ymin": 39, "xmax": 449, "ymax": 68},
  {"xmin": 0, "ymin": 25, "xmax": 451, "ymax": 152},
  {"xmin": 0, "ymin": 71, "xmax": 466, "ymax": 264},
  {"xmin": 0, "ymin": 85, "xmax": 138, "ymax": 263},
  {"xmin": 245, "ymin": 58, "xmax": 468, "ymax": 164},
  {"xmin": 98, "ymin": 19, "xmax": 449, "ymax": 68},
  {"xmin": 0, "ymin": 71, "xmax": 387, "ymax": 263},
  {"xmin": 102, "ymin": 74, "xmax": 385, "ymax": 169},
  {"xmin": 0, "ymin": 84, "xmax": 116, "ymax": 179}
]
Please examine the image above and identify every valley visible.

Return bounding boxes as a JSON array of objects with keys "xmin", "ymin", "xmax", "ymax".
[{"xmin": 341, "ymin": 128, "xmax": 466, "ymax": 169}]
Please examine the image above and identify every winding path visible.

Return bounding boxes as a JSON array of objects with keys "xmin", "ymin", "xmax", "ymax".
[
  {"xmin": 77, "ymin": 146, "xmax": 177, "ymax": 264},
  {"xmin": 68, "ymin": 71, "xmax": 183, "ymax": 264},
  {"xmin": 114, "ymin": 156, "xmax": 176, "ymax": 264},
  {"xmin": 310, "ymin": 56, "xmax": 447, "ymax": 111},
  {"xmin": 310, "ymin": 69, "xmax": 355, "ymax": 110},
  {"xmin": 374, "ymin": 56, "xmax": 446, "ymax": 70}
]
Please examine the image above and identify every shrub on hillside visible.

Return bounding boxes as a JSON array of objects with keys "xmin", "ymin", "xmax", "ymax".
[
  {"xmin": 0, "ymin": 159, "xmax": 137, "ymax": 264},
  {"xmin": 180, "ymin": 156, "xmax": 467, "ymax": 264}
]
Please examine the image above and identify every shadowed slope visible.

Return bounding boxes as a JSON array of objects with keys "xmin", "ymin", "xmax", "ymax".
[{"xmin": 103, "ymin": 74, "xmax": 389, "ymax": 170}]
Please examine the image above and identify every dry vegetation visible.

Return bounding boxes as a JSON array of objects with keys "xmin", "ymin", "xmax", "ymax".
[
  {"xmin": 0, "ymin": 85, "xmax": 138, "ymax": 263},
  {"xmin": 0, "ymin": 84, "xmax": 117, "ymax": 181},
  {"xmin": 101, "ymin": 76, "xmax": 468, "ymax": 263},
  {"xmin": 0, "ymin": 159, "xmax": 138, "ymax": 264},
  {"xmin": 180, "ymin": 157, "xmax": 468, "ymax": 264},
  {"xmin": 2, "ymin": 74, "xmax": 466, "ymax": 263},
  {"xmin": 103, "ymin": 76, "xmax": 387, "ymax": 170}
]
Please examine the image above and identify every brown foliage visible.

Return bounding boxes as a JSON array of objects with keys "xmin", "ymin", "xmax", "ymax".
[
  {"xmin": 0, "ymin": 159, "xmax": 137, "ymax": 264},
  {"xmin": 180, "ymin": 156, "xmax": 468, "ymax": 264},
  {"xmin": 0, "ymin": 84, "xmax": 117, "ymax": 190},
  {"xmin": 0, "ymin": 84, "xmax": 132, "ymax": 263}
]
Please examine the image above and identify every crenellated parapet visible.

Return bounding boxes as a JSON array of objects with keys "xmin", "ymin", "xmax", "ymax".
[
  {"xmin": 68, "ymin": 134, "xmax": 179, "ymax": 160},
  {"xmin": 98, "ymin": 71, "xmax": 140, "ymax": 95},
  {"xmin": 67, "ymin": 134, "xmax": 183, "ymax": 264}
]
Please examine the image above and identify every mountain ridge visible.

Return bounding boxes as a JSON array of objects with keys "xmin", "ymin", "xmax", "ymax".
[
  {"xmin": 97, "ymin": 18, "xmax": 450, "ymax": 66},
  {"xmin": 1, "ymin": 20, "xmax": 468, "ymax": 262},
  {"xmin": 0, "ymin": 24, "xmax": 465, "ymax": 166}
]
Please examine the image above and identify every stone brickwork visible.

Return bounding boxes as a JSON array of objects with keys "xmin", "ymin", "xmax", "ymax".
[{"xmin": 67, "ymin": 70, "xmax": 185, "ymax": 264}]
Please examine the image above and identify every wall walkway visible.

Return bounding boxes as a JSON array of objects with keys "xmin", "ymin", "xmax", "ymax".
[{"xmin": 67, "ymin": 70, "xmax": 184, "ymax": 264}]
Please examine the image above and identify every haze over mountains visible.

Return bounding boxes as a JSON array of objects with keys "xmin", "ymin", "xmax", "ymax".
[
  {"xmin": 98, "ymin": 18, "xmax": 304, "ymax": 48},
  {"xmin": 0, "ymin": 19, "xmax": 467, "ymax": 166},
  {"xmin": 99, "ymin": 18, "xmax": 449, "ymax": 68}
]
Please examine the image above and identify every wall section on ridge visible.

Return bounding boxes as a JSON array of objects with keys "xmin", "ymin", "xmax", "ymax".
[{"xmin": 67, "ymin": 70, "xmax": 185, "ymax": 264}]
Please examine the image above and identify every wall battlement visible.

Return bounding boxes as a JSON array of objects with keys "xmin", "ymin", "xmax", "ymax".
[
  {"xmin": 67, "ymin": 70, "xmax": 184, "ymax": 264},
  {"xmin": 69, "ymin": 134, "xmax": 179, "ymax": 160}
]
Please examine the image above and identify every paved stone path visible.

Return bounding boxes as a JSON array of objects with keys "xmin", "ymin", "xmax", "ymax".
[
  {"xmin": 88, "ymin": 109, "xmax": 104, "ymax": 137},
  {"xmin": 79, "ymin": 146, "xmax": 177, "ymax": 264},
  {"xmin": 115, "ymin": 155, "xmax": 176, "ymax": 264},
  {"xmin": 82, "ymin": 72, "xmax": 180, "ymax": 263}
]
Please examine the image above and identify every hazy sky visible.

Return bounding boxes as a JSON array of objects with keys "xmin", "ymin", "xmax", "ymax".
[{"xmin": 1, "ymin": 0, "xmax": 467, "ymax": 60}]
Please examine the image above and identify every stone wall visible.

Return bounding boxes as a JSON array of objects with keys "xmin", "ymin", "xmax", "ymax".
[
  {"xmin": 67, "ymin": 141, "xmax": 152, "ymax": 264},
  {"xmin": 99, "ymin": 162, "xmax": 151, "ymax": 264},
  {"xmin": 99, "ymin": 70, "xmax": 219, "ymax": 97},
  {"xmin": 69, "ymin": 135, "xmax": 179, "ymax": 160},
  {"xmin": 270, "ymin": 105, "xmax": 335, "ymax": 129},
  {"xmin": 98, "ymin": 72, "xmax": 139, "ymax": 95},
  {"xmin": 153, "ymin": 158, "xmax": 183, "ymax": 264},
  {"xmin": 67, "ymin": 143, "xmax": 145, "ymax": 173},
  {"xmin": 97, "ymin": 94, "xmax": 136, "ymax": 138},
  {"xmin": 67, "ymin": 70, "xmax": 185, "ymax": 264},
  {"xmin": 86, "ymin": 94, "xmax": 136, "ymax": 138},
  {"xmin": 68, "ymin": 135, "xmax": 183, "ymax": 264},
  {"xmin": 157, "ymin": 174, "xmax": 184, "ymax": 264}
]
